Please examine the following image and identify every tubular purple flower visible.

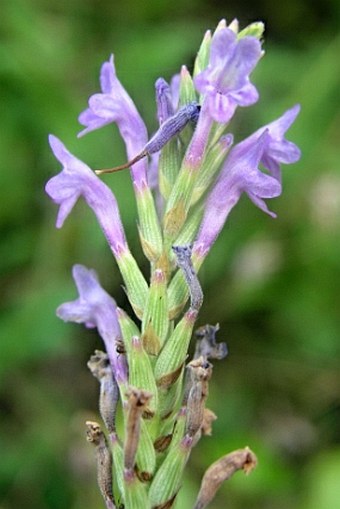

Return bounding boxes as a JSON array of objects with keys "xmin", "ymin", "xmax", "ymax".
[
  {"xmin": 193, "ymin": 105, "xmax": 301, "ymax": 259},
  {"xmin": 57, "ymin": 264, "xmax": 128, "ymax": 384},
  {"xmin": 45, "ymin": 135, "xmax": 127, "ymax": 259},
  {"xmin": 78, "ymin": 54, "xmax": 148, "ymax": 185},
  {"xmin": 194, "ymin": 27, "xmax": 263, "ymax": 123},
  {"xmin": 193, "ymin": 131, "xmax": 280, "ymax": 259}
]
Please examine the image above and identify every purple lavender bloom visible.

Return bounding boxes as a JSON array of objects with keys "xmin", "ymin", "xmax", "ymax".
[
  {"xmin": 45, "ymin": 135, "xmax": 127, "ymax": 258},
  {"xmin": 193, "ymin": 105, "xmax": 301, "ymax": 258},
  {"xmin": 57, "ymin": 264, "xmax": 128, "ymax": 384},
  {"xmin": 193, "ymin": 132, "xmax": 279, "ymax": 258},
  {"xmin": 194, "ymin": 27, "xmax": 263, "ymax": 123},
  {"xmin": 78, "ymin": 54, "xmax": 148, "ymax": 185}
]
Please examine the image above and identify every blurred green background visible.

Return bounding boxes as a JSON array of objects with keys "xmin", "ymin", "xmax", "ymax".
[{"xmin": 1, "ymin": 0, "xmax": 339, "ymax": 508}]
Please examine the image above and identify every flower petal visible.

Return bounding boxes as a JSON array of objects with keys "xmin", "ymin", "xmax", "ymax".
[
  {"xmin": 244, "ymin": 104, "xmax": 301, "ymax": 175},
  {"xmin": 46, "ymin": 135, "xmax": 127, "ymax": 257},
  {"xmin": 57, "ymin": 264, "xmax": 128, "ymax": 384},
  {"xmin": 77, "ymin": 55, "xmax": 149, "ymax": 185},
  {"xmin": 194, "ymin": 27, "xmax": 262, "ymax": 123},
  {"xmin": 193, "ymin": 132, "xmax": 274, "ymax": 257},
  {"xmin": 100, "ymin": 54, "xmax": 116, "ymax": 93}
]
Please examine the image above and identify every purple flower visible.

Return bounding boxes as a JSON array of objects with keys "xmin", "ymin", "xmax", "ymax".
[
  {"xmin": 194, "ymin": 27, "xmax": 262, "ymax": 123},
  {"xmin": 45, "ymin": 135, "xmax": 127, "ymax": 258},
  {"xmin": 193, "ymin": 105, "xmax": 301, "ymax": 258},
  {"xmin": 57, "ymin": 264, "xmax": 128, "ymax": 384},
  {"xmin": 78, "ymin": 54, "xmax": 148, "ymax": 185},
  {"xmin": 193, "ymin": 131, "xmax": 279, "ymax": 258}
]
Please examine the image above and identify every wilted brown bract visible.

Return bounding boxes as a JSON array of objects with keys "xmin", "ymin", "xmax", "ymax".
[
  {"xmin": 124, "ymin": 388, "xmax": 153, "ymax": 472},
  {"xmin": 86, "ymin": 421, "xmax": 116, "ymax": 509},
  {"xmin": 185, "ymin": 357, "xmax": 212, "ymax": 438},
  {"xmin": 88, "ymin": 350, "xmax": 119, "ymax": 434},
  {"xmin": 194, "ymin": 447, "xmax": 257, "ymax": 509}
]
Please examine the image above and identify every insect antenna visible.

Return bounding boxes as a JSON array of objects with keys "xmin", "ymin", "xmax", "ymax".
[{"xmin": 95, "ymin": 151, "xmax": 147, "ymax": 175}]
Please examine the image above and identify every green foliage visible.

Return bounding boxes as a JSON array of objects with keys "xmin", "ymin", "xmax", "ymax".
[{"xmin": 1, "ymin": 0, "xmax": 339, "ymax": 508}]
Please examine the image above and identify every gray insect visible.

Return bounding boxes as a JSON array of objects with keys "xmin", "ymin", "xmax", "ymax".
[{"xmin": 96, "ymin": 101, "xmax": 200, "ymax": 175}]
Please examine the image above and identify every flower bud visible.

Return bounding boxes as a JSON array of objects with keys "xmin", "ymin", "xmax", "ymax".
[
  {"xmin": 191, "ymin": 134, "xmax": 233, "ymax": 206},
  {"xmin": 177, "ymin": 67, "xmax": 198, "ymax": 149},
  {"xmin": 159, "ymin": 148, "xmax": 181, "ymax": 201},
  {"xmin": 157, "ymin": 370, "xmax": 184, "ymax": 420},
  {"xmin": 173, "ymin": 206, "xmax": 202, "ymax": 247},
  {"xmin": 116, "ymin": 307, "xmax": 141, "ymax": 355},
  {"xmin": 148, "ymin": 436, "xmax": 192, "ymax": 508},
  {"xmin": 142, "ymin": 269, "xmax": 169, "ymax": 355},
  {"xmin": 135, "ymin": 419, "xmax": 156, "ymax": 481},
  {"xmin": 128, "ymin": 337, "xmax": 158, "ymax": 417},
  {"xmin": 109, "ymin": 432, "xmax": 124, "ymax": 501},
  {"xmin": 163, "ymin": 197, "xmax": 188, "ymax": 243},
  {"xmin": 193, "ymin": 30, "xmax": 212, "ymax": 78},
  {"xmin": 135, "ymin": 183, "xmax": 163, "ymax": 262},
  {"xmin": 168, "ymin": 407, "xmax": 187, "ymax": 450},
  {"xmin": 123, "ymin": 469, "xmax": 149, "ymax": 509},
  {"xmin": 117, "ymin": 251, "xmax": 149, "ymax": 319},
  {"xmin": 155, "ymin": 309, "xmax": 198, "ymax": 386},
  {"xmin": 179, "ymin": 65, "xmax": 197, "ymax": 106},
  {"xmin": 167, "ymin": 269, "xmax": 188, "ymax": 320},
  {"xmin": 238, "ymin": 21, "xmax": 265, "ymax": 39}
]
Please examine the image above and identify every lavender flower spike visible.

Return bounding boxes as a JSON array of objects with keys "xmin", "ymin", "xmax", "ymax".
[
  {"xmin": 194, "ymin": 26, "xmax": 263, "ymax": 123},
  {"xmin": 193, "ymin": 131, "xmax": 280, "ymax": 259},
  {"xmin": 45, "ymin": 135, "xmax": 127, "ymax": 259},
  {"xmin": 57, "ymin": 264, "xmax": 128, "ymax": 385},
  {"xmin": 78, "ymin": 54, "xmax": 148, "ymax": 185}
]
